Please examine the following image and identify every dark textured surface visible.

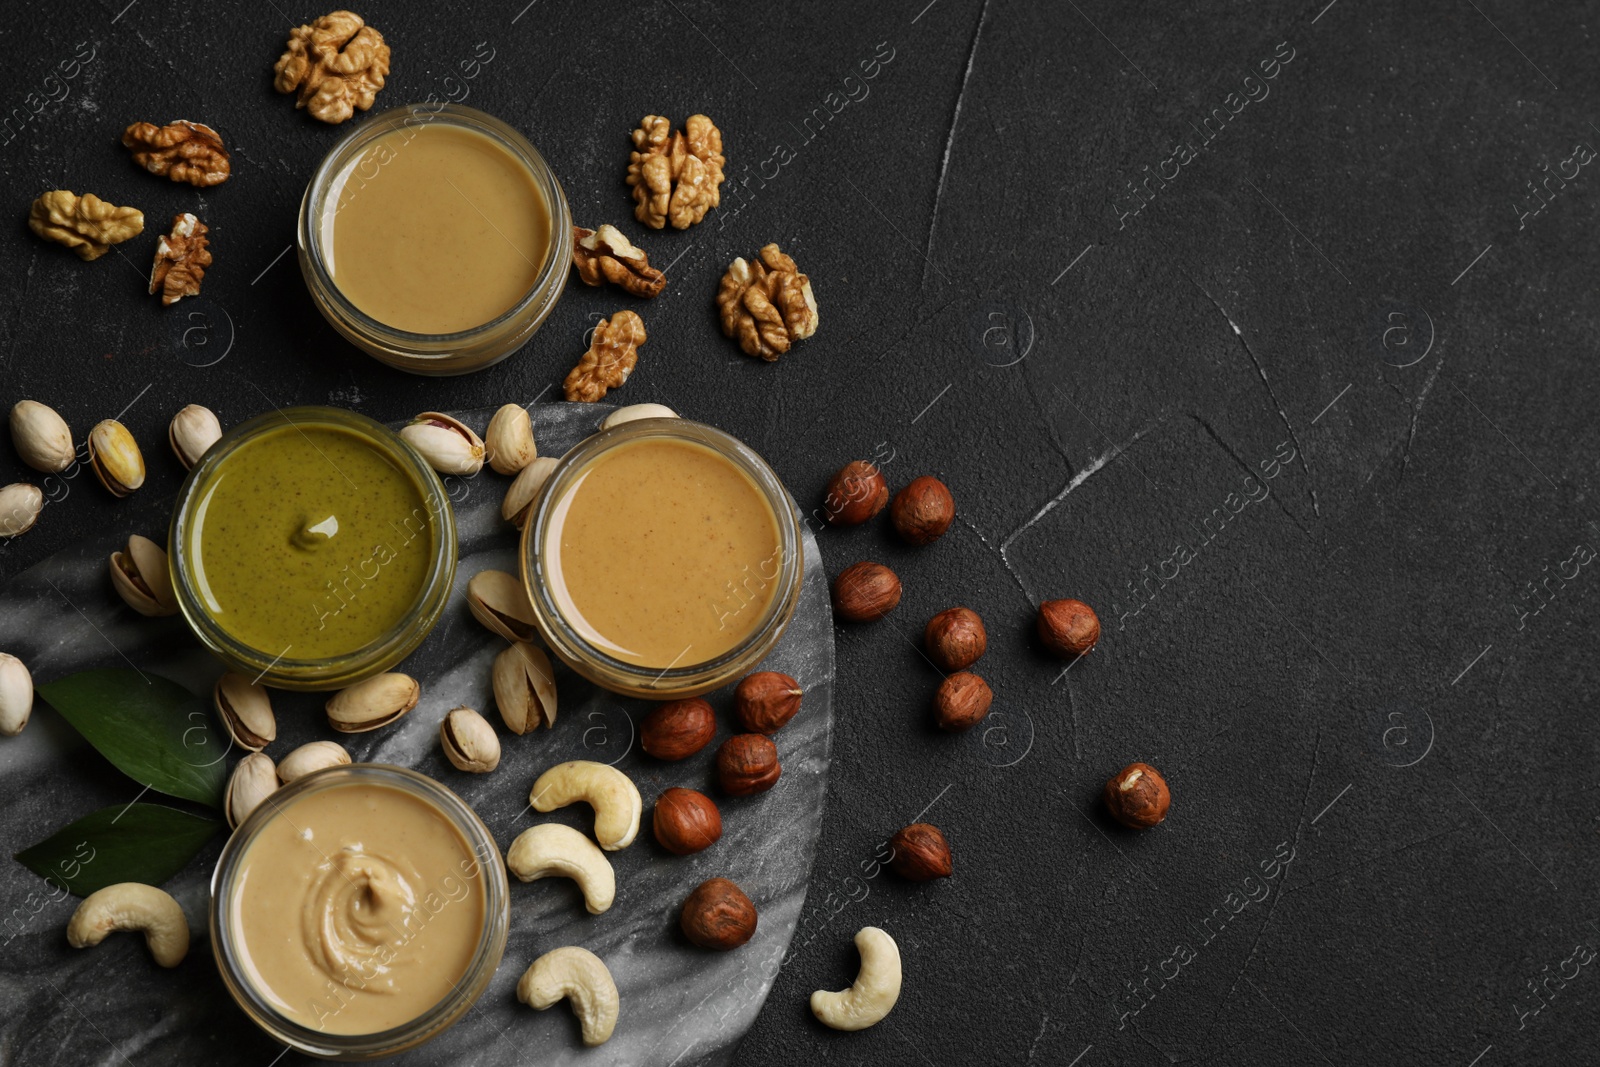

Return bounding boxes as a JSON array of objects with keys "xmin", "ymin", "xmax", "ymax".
[{"xmin": 1, "ymin": 1, "xmax": 1597, "ymax": 1065}]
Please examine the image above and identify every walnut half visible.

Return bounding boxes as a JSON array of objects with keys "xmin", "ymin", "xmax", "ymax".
[
  {"xmin": 572, "ymin": 225, "xmax": 666, "ymax": 298},
  {"xmin": 625, "ymin": 114, "xmax": 725, "ymax": 230},
  {"xmin": 122, "ymin": 121, "xmax": 230, "ymax": 187},
  {"xmin": 28, "ymin": 191, "xmax": 144, "ymax": 261},
  {"xmin": 149, "ymin": 214, "xmax": 212, "ymax": 306},
  {"xmin": 565, "ymin": 311, "xmax": 648, "ymax": 403},
  {"xmin": 716, "ymin": 244, "xmax": 819, "ymax": 361},
  {"xmin": 273, "ymin": 10, "xmax": 390, "ymax": 125}
]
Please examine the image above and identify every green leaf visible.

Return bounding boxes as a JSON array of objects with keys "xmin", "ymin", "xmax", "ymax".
[
  {"xmin": 15, "ymin": 803, "xmax": 223, "ymax": 897},
  {"xmin": 38, "ymin": 669, "xmax": 227, "ymax": 808}
]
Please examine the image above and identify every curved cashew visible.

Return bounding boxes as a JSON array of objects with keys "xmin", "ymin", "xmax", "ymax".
[
  {"xmin": 517, "ymin": 945, "xmax": 619, "ymax": 1046},
  {"xmin": 530, "ymin": 760, "xmax": 641, "ymax": 851},
  {"xmin": 506, "ymin": 823, "xmax": 616, "ymax": 914},
  {"xmin": 66, "ymin": 882, "xmax": 189, "ymax": 968},
  {"xmin": 810, "ymin": 926, "xmax": 901, "ymax": 1031}
]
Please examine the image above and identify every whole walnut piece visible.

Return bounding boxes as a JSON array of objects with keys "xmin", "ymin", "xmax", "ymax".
[
  {"xmin": 822, "ymin": 460, "xmax": 888, "ymax": 526},
  {"xmin": 654, "ymin": 788, "xmax": 723, "ymax": 855},
  {"xmin": 626, "ymin": 114, "xmax": 725, "ymax": 230},
  {"xmin": 680, "ymin": 877, "xmax": 757, "ymax": 950},
  {"xmin": 716, "ymin": 734, "xmax": 780, "ymax": 797},
  {"xmin": 891, "ymin": 476, "xmax": 955, "ymax": 545},
  {"xmin": 889, "ymin": 823, "xmax": 953, "ymax": 881},
  {"xmin": 1105, "ymin": 762, "xmax": 1171, "ymax": 829},
  {"xmin": 28, "ymin": 191, "xmax": 144, "ymax": 261},
  {"xmin": 733, "ymin": 672, "xmax": 802, "ymax": 734},
  {"xmin": 832, "ymin": 561, "xmax": 902, "ymax": 622},
  {"xmin": 273, "ymin": 10, "xmax": 391, "ymax": 125},
  {"xmin": 149, "ymin": 214, "xmax": 212, "ymax": 306},
  {"xmin": 1038, "ymin": 598, "xmax": 1101, "ymax": 657},
  {"xmin": 122, "ymin": 121, "xmax": 230, "ymax": 187},
  {"xmin": 934, "ymin": 672, "xmax": 992, "ymax": 732},
  {"xmin": 925, "ymin": 607, "xmax": 987, "ymax": 672},
  {"xmin": 564, "ymin": 310, "xmax": 647, "ymax": 402},
  {"xmin": 572, "ymin": 225, "xmax": 665, "ymax": 298},
  {"xmin": 716, "ymin": 244, "xmax": 819, "ymax": 361},
  {"xmin": 640, "ymin": 698, "xmax": 716, "ymax": 761}
]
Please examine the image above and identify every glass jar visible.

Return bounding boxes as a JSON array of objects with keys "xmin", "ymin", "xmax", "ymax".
[
  {"xmin": 296, "ymin": 103, "xmax": 574, "ymax": 376},
  {"xmin": 520, "ymin": 418, "xmax": 804, "ymax": 699},
  {"xmin": 210, "ymin": 764, "xmax": 508, "ymax": 1060},
  {"xmin": 168, "ymin": 406, "xmax": 457, "ymax": 691}
]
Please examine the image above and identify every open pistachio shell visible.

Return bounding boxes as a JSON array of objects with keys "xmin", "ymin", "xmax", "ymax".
[
  {"xmin": 169, "ymin": 404, "xmax": 221, "ymax": 469},
  {"xmin": 10, "ymin": 400, "xmax": 74, "ymax": 473},
  {"xmin": 400, "ymin": 412, "xmax": 485, "ymax": 477},
  {"xmin": 0, "ymin": 483, "xmax": 43, "ymax": 538},
  {"xmin": 440, "ymin": 706, "xmax": 501, "ymax": 773},
  {"xmin": 600, "ymin": 403, "xmax": 677, "ymax": 430},
  {"xmin": 468, "ymin": 569, "xmax": 539, "ymax": 643},
  {"xmin": 502, "ymin": 456, "xmax": 559, "ymax": 529},
  {"xmin": 226, "ymin": 752, "xmax": 278, "ymax": 829},
  {"xmin": 0, "ymin": 653, "xmax": 34, "ymax": 737},
  {"xmin": 88, "ymin": 419, "xmax": 145, "ymax": 497},
  {"xmin": 326, "ymin": 672, "xmax": 420, "ymax": 733},
  {"xmin": 277, "ymin": 740, "xmax": 351, "ymax": 783},
  {"xmin": 109, "ymin": 534, "xmax": 178, "ymax": 617},
  {"xmin": 214, "ymin": 673, "xmax": 275, "ymax": 751},
  {"xmin": 486, "ymin": 404, "xmax": 536, "ymax": 475},
  {"xmin": 493, "ymin": 642, "xmax": 558, "ymax": 735}
]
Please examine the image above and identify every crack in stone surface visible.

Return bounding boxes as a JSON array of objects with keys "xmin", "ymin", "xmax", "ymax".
[{"xmin": 923, "ymin": 0, "xmax": 992, "ymax": 289}]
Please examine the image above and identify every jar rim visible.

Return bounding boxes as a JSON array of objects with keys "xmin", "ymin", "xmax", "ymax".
[
  {"xmin": 168, "ymin": 406, "xmax": 458, "ymax": 691},
  {"xmin": 209, "ymin": 763, "xmax": 509, "ymax": 1058}
]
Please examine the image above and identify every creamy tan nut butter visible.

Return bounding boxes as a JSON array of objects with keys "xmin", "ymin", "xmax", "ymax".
[
  {"xmin": 324, "ymin": 122, "xmax": 551, "ymax": 334},
  {"xmin": 228, "ymin": 780, "xmax": 486, "ymax": 1034},
  {"xmin": 544, "ymin": 436, "xmax": 783, "ymax": 668}
]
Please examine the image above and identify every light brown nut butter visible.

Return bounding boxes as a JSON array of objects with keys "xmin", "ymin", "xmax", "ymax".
[
  {"xmin": 572, "ymin": 225, "xmax": 666, "ymax": 297},
  {"xmin": 28, "ymin": 191, "xmax": 144, "ymax": 261},
  {"xmin": 564, "ymin": 310, "xmax": 647, "ymax": 403},
  {"xmin": 122, "ymin": 120, "xmax": 230, "ymax": 186},
  {"xmin": 626, "ymin": 114, "xmax": 725, "ymax": 230},
  {"xmin": 149, "ymin": 213, "xmax": 212, "ymax": 306},
  {"xmin": 716, "ymin": 244, "xmax": 819, "ymax": 361},
  {"xmin": 273, "ymin": 10, "xmax": 391, "ymax": 124}
]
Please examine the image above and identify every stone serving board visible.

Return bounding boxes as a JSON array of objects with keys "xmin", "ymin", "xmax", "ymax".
[{"xmin": 0, "ymin": 402, "xmax": 834, "ymax": 1067}]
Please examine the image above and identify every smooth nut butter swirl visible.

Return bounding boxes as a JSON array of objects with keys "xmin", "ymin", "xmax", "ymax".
[{"xmin": 231, "ymin": 782, "xmax": 485, "ymax": 1034}]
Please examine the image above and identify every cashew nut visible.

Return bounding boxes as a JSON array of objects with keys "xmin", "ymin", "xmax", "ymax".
[
  {"xmin": 530, "ymin": 760, "xmax": 641, "ymax": 851},
  {"xmin": 517, "ymin": 945, "xmax": 619, "ymax": 1047},
  {"xmin": 810, "ymin": 926, "xmax": 901, "ymax": 1031},
  {"xmin": 66, "ymin": 882, "xmax": 189, "ymax": 968},
  {"xmin": 506, "ymin": 823, "xmax": 616, "ymax": 914}
]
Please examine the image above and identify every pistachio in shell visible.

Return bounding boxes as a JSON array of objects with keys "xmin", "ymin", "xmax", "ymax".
[
  {"xmin": 0, "ymin": 483, "xmax": 43, "ymax": 538},
  {"xmin": 492, "ymin": 641, "xmax": 557, "ymax": 735},
  {"xmin": 10, "ymin": 400, "xmax": 74, "ymax": 474},
  {"xmin": 501, "ymin": 456, "xmax": 559, "ymax": 529},
  {"xmin": 400, "ymin": 412, "xmax": 485, "ymax": 477},
  {"xmin": 325, "ymin": 672, "xmax": 420, "ymax": 733},
  {"xmin": 600, "ymin": 403, "xmax": 677, "ymax": 430},
  {"xmin": 485, "ymin": 404, "xmax": 536, "ymax": 475},
  {"xmin": 214, "ymin": 672, "xmax": 275, "ymax": 751},
  {"xmin": 0, "ymin": 653, "xmax": 34, "ymax": 737},
  {"xmin": 277, "ymin": 740, "xmax": 351, "ymax": 783},
  {"xmin": 109, "ymin": 534, "xmax": 178, "ymax": 617},
  {"xmin": 440, "ymin": 706, "xmax": 500, "ymax": 773},
  {"xmin": 467, "ymin": 569, "xmax": 538, "ymax": 643},
  {"xmin": 88, "ymin": 419, "xmax": 145, "ymax": 497},
  {"xmin": 169, "ymin": 404, "xmax": 221, "ymax": 469},
  {"xmin": 226, "ymin": 752, "xmax": 278, "ymax": 829}
]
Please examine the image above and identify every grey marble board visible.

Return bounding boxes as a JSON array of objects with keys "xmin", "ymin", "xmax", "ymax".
[{"xmin": 0, "ymin": 402, "xmax": 834, "ymax": 1067}]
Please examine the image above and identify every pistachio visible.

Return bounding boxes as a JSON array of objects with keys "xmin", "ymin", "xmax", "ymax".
[
  {"xmin": 326, "ymin": 671, "xmax": 420, "ymax": 733},
  {"xmin": 10, "ymin": 400, "xmax": 74, "ymax": 473},
  {"xmin": 486, "ymin": 404, "xmax": 536, "ymax": 475},
  {"xmin": 440, "ymin": 706, "xmax": 501, "ymax": 773},
  {"xmin": 168, "ymin": 404, "xmax": 221, "ymax": 469},
  {"xmin": 277, "ymin": 740, "xmax": 351, "ymax": 783},
  {"xmin": 0, "ymin": 653, "xmax": 34, "ymax": 737},
  {"xmin": 400, "ymin": 412, "xmax": 485, "ymax": 477},
  {"xmin": 502, "ymin": 456, "xmax": 559, "ymax": 529},
  {"xmin": 214, "ymin": 672, "xmax": 275, "ymax": 751},
  {"xmin": 0, "ymin": 483, "xmax": 43, "ymax": 538},
  {"xmin": 88, "ymin": 419, "xmax": 145, "ymax": 498},
  {"xmin": 468, "ymin": 569, "xmax": 539, "ymax": 643},
  {"xmin": 600, "ymin": 403, "xmax": 678, "ymax": 430},
  {"xmin": 493, "ymin": 641, "xmax": 558, "ymax": 734},
  {"xmin": 109, "ymin": 534, "xmax": 178, "ymax": 617},
  {"xmin": 226, "ymin": 752, "xmax": 278, "ymax": 829}
]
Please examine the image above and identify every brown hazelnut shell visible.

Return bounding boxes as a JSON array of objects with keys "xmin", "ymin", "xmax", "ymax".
[
  {"xmin": 822, "ymin": 460, "xmax": 888, "ymax": 526},
  {"xmin": 924, "ymin": 606, "xmax": 987, "ymax": 671},
  {"xmin": 733, "ymin": 671, "xmax": 803, "ymax": 734},
  {"xmin": 641, "ymin": 698, "xmax": 717, "ymax": 760},
  {"xmin": 832, "ymin": 561, "xmax": 902, "ymax": 622},
  {"xmin": 653, "ymin": 787, "xmax": 723, "ymax": 855},
  {"xmin": 1104, "ymin": 761, "xmax": 1171, "ymax": 829},
  {"xmin": 1038, "ymin": 598, "xmax": 1101, "ymax": 657},
  {"xmin": 890, "ymin": 476, "xmax": 955, "ymax": 545},
  {"xmin": 716, "ymin": 734, "xmax": 781, "ymax": 796},
  {"xmin": 934, "ymin": 672, "xmax": 993, "ymax": 731},
  {"xmin": 680, "ymin": 877, "xmax": 758, "ymax": 949},
  {"xmin": 889, "ymin": 823, "xmax": 953, "ymax": 880}
]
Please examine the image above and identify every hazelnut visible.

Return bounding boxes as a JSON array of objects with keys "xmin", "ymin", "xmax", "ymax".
[
  {"xmin": 890, "ymin": 476, "xmax": 955, "ymax": 545},
  {"xmin": 888, "ymin": 823, "xmax": 953, "ymax": 881},
  {"xmin": 924, "ymin": 607, "xmax": 987, "ymax": 672},
  {"xmin": 653, "ymin": 787, "xmax": 723, "ymax": 855},
  {"xmin": 716, "ymin": 734, "xmax": 781, "ymax": 796},
  {"xmin": 1038, "ymin": 598, "xmax": 1100, "ymax": 657},
  {"xmin": 680, "ymin": 876, "xmax": 758, "ymax": 950},
  {"xmin": 640, "ymin": 698, "xmax": 716, "ymax": 760},
  {"xmin": 832, "ymin": 561, "xmax": 902, "ymax": 622},
  {"xmin": 1104, "ymin": 762, "xmax": 1171, "ymax": 829},
  {"xmin": 733, "ymin": 671, "xmax": 803, "ymax": 734},
  {"xmin": 934, "ymin": 672, "xmax": 992, "ymax": 731},
  {"xmin": 822, "ymin": 460, "xmax": 888, "ymax": 526}
]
